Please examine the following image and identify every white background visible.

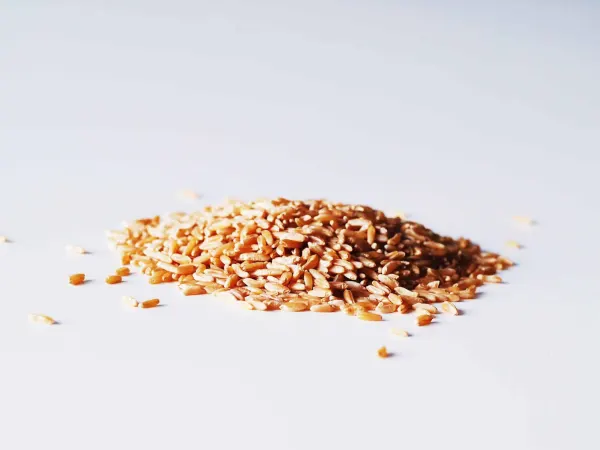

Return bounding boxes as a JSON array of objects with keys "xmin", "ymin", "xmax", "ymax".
[{"xmin": 1, "ymin": 1, "xmax": 599, "ymax": 449}]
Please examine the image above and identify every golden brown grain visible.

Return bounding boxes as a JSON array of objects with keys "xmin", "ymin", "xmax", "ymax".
[
  {"xmin": 108, "ymin": 198, "xmax": 512, "ymax": 326},
  {"xmin": 28, "ymin": 313, "xmax": 57, "ymax": 325},
  {"xmin": 69, "ymin": 273, "xmax": 85, "ymax": 285},
  {"xmin": 139, "ymin": 298, "xmax": 160, "ymax": 308},
  {"xmin": 377, "ymin": 346, "xmax": 388, "ymax": 358},
  {"xmin": 310, "ymin": 304, "xmax": 334, "ymax": 313},
  {"xmin": 179, "ymin": 284, "xmax": 205, "ymax": 296},
  {"xmin": 105, "ymin": 274, "xmax": 122, "ymax": 284},
  {"xmin": 116, "ymin": 267, "xmax": 131, "ymax": 277},
  {"xmin": 416, "ymin": 313, "xmax": 433, "ymax": 326},
  {"xmin": 357, "ymin": 311, "xmax": 383, "ymax": 322},
  {"xmin": 280, "ymin": 301, "xmax": 308, "ymax": 312}
]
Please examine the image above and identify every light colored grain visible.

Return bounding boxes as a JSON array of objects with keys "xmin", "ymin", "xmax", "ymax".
[
  {"xmin": 122, "ymin": 295, "xmax": 139, "ymax": 307},
  {"xmin": 441, "ymin": 301, "xmax": 459, "ymax": 315},
  {"xmin": 66, "ymin": 245, "xmax": 86, "ymax": 254},
  {"xmin": 69, "ymin": 273, "xmax": 85, "ymax": 285},
  {"xmin": 513, "ymin": 216, "xmax": 534, "ymax": 225},
  {"xmin": 506, "ymin": 240, "xmax": 522, "ymax": 249},
  {"xmin": 139, "ymin": 298, "xmax": 160, "ymax": 308},
  {"xmin": 178, "ymin": 189, "xmax": 200, "ymax": 200},
  {"xmin": 413, "ymin": 303, "xmax": 438, "ymax": 314},
  {"xmin": 28, "ymin": 313, "xmax": 56, "ymax": 325},
  {"xmin": 0, "ymin": 235, "xmax": 7, "ymax": 243},
  {"xmin": 477, "ymin": 274, "xmax": 503, "ymax": 283},
  {"xmin": 390, "ymin": 328, "xmax": 409, "ymax": 337}
]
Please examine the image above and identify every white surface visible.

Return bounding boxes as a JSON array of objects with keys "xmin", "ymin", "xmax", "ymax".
[{"xmin": 1, "ymin": 1, "xmax": 599, "ymax": 449}]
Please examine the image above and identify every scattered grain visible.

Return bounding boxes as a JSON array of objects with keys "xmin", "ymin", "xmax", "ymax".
[
  {"xmin": 116, "ymin": 267, "xmax": 131, "ymax": 277},
  {"xmin": 69, "ymin": 273, "xmax": 85, "ymax": 285},
  {"xmin": 66, "ymin": 245, "xmax": 87, "ymax": 254},
  {"xmin": 122, "ymin": 296, "xmax": 139, "ymax": 307},
  {"xmin": 390, "ymin": 328, "xmax": 409, "ymax": 337},
  {"xmin": 506, "ymin": 240, "xmax": 522, "ymax": 249},
  {"xmin": 357, "ymin": 311, "xmax": 383, "ymax": 322},
  {"xmin": 108, "ymin": 198, "xmax": 512, "ymax": 329},
  {"xmin": 105, "ymin": 275, "xmax": 122, "ymax": 284},
  {"xmin": 139, "ymin": 298, "xmax": 160, "ymax": 308},
  {"xmin": 28, "ymin": 313, "xmax": 56, "ymax": 325},
  {"xmin": 377, "ymin": 346, "xmax": 389, "ymax": 358}
]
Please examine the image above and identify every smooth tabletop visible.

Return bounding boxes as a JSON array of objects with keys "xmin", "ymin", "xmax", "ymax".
[{"xmin": 1, "ymin": 1, "xmax": 599, "ymax": 449}]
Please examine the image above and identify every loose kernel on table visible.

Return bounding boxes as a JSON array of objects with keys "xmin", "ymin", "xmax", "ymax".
[
  {"xmin": 105, "ymin": 274, "xmax": 122, "ymax": 284},
  {"xmin": 377, "ymin": 346, "xmax": 389, "ymax": 358},
  {"xmin": 69, "ymin": 273, "xmax": 85, "ymax": 285},
  {"xmin": 116, "ymin": 267, "xmax": 131, "ymax": 277},
  {"xmin": 416, "ymin": 312, "xmax": 433, "ymax": 326},
  {"xmin": 506, "ymin": 240, "xmax": 522, "ymax": 249},
  {"xmin": 0, "ymin": 235, "xmax": 7, "ymax": 243},
  {"xmin": 66, "ymin": 245, "xmax": 86, "ymax": 254},
  {"xmin": 390, "ymin": 328, "xmax": 409, "ymax": 337},
  {"xmin": 357, "ymin": 311, "xmax": 383, "ymax": 322},
  {"xmin": 122, "ymin": 296, "xmax": 139, "ymax": 307},
  {"xmin": 139, "ymin": 298, "xmax": 160, "ymax": 308},
  {"xmin": 28, "ymin": 313, "xmax": 56, "ymax": 325}
]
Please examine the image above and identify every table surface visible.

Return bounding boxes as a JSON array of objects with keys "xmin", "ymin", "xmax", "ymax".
[{"xmin": 1, "ymin": 2, "xmax": 599, "ymax": 450}]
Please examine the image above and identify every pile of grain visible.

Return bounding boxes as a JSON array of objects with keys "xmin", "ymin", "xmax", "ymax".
[{"xmin": 107, "ymin": 198, "xmax": 512, "ymax": 317}]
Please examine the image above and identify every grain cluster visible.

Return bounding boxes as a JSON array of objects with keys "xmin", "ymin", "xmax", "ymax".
[{"xmin": 107, "ymin": 198, "xmax": 512, "ymax": 318}]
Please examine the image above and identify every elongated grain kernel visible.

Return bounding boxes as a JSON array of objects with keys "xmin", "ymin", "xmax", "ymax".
[
  {"xmin": 416, "ymin": 313, "xmax": 433, "ymax": 326},
  {"xmin": 246, "ymin": 299, "xmax": 267, "ymax": 311},
  {"xmin": 122, "ymin": 296, "xmax": 139, "ymax": 307},
  {"xmin": 375, "ymin": 302, "xmax": 396, "ymax": 314},
  {"xmin": 139, "ymin": 298, "xmax": 160, "ymax": 308},
  {"xmin": 513, "ymin": 216, "xmax": 534, "ymax": 225},
  {"xmin": 506, "ymin": 240, "xmax": 522, "ymax": 249},
  {"xmin": 413, "ymin": 303, "xmax": 438, "ymax": 314},
  {"xmin": 105, "ymin": 275, "xmax": 122, "ymax": 284},
  {"xmin": 180, "ymin": 284, "xmax": 205, "ymax": 296},
  {"xmin": 280, "ymin": 301, "xmax": 308, "ymax": 312},
  {"xmin": 66, "ymin": 245, "xmax": 86, "ymax": 254},
  {"xmin": 176, "ymin": 264, "xmax": 196, "ymax": 275},
  {"xmin": 28, "ymin": 313, "xmax": 56, "ymax": 325},
  {"xmin": 0, "ymin": 236, "xmax": 7, "ymax": 243},
  {"xmin": 357, "ymin": 311, "xmax": 382, "ymax": 322},
  {"xmin": 377, "ymin": 346, "xmax": 388, "ymax": 358},
  {"xmin": 441, "ymin": 301, "xmax": 459, "ymax": 315},
  {"xmin": 69, "ymin": 273, "xmax": 85, "ymax": 285},
  {"xmin": 310, "ymin": 304, "xmax": 334, "ymax": 313},
  {"xmin": 116, "ymin": 267, "xmax": 131, "ymax": 276}
]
